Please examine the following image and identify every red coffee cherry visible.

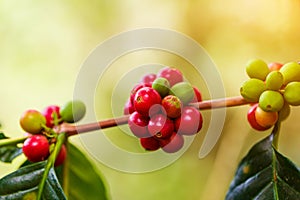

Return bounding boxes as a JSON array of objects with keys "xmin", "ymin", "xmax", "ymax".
[
  {"xmin": 128, "ymin": 111, "xmax": 150, "ymax": 138},
  {"xmin": 130, "ymin": 83, "xmax": 151, "ymax": 103},
  {"xmin": 160, "ymin": 132, "xmax": 184, "ymax": 153},
  {"xmin": 161, "ymin": 95, "xmax": 182, "ymax": 118},
  {"xmin": 175, "ymin": 106, "xmax": 203, "ymax": 135},
  {"xmin": 157, "ymin": 67, "xmax": 183, "ymax": 87},
  {"xmin": 148, "ymin": 114, "xmax": 174, "ymax": 139},
  {"xmin": 42, "ymin": 105, "xmax": 61, "ymax": 128},
  {"xmin": 55, "ymin": 144, "xmax": 67, "ymax": 167},
  {"xmin": 140, "ymin": 73, "xmax": 157, "ymax": 85},
  {"xmin": 123, "ymin": 99, "xmax": 135, "ymax": 115},
  {"xmin": 133, "ymin": 87, "xmax": 161, "ymax": 116},
  {"xmin": 140, "ymin": 137, "xmax": 160, "ymax": 151},
  {"xmin": 190, "ymin": 86, "xmax": 202, "ymax": 103},
  {"xmin": 268, "ymin": 62, "xmax": 283, "ymax": 71},
  {"xmin": 22, "ymin": 135, "xmax": 50, "ymax": 162}
]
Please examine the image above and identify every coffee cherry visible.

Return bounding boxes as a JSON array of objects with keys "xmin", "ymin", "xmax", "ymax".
[
  {"xmin": 20, "ymin": 110, "xmax": 46, "ymax": 134},
  {"xmin": 255, "ymin": 106, "xmax": 278, "ymax": 128},
  {"xmin": 278, "ymin": 101, "xmax": 291, "ymax": 121},
  {"xmin": 265, "ymin": 71, "xmax": 283, "ymax": 90},
  {"xmin": 157, "ymin": 67, "xmax": 183, "ymax": 86},
  {"xmin": 148, "ymin": 114, "xmax": 174, "ymax": 139},
  {"xmin": 161, "ymin": 95, "xmax": 182, "ymax": 118},
  {"xmin": 191, "ymin": 86, "xmax": 202, "ymax": 103},
  {"xmin": 55, "ymin": 144, "xmax": 67, "ymax": 167},
  {"xmin": 169, "ymin": 82, "xmax": 195, "ymax": 105},
  {"xmin": 128, "ymin": 111, "xmax": 150, "ymax": 138},
  {"xmin": 240, "ymin": 78, "xmax": 266, "ymax": 102},
  {"xmin": 22, "ymin": 135, "xmax": 50, "ymax": 162},
  {"xmin": 42, "ymin": 105, "xmax": 61, "ymax": 128},
  {"xmin": 152, "ymin": 77, "xmax": 170, "ymax": 98},
  {"xmin": 258, "ymin": 90, "xmax": 284, "ymax": 112},
  {"xmin": 268, "ymin": 62, "xmax": 283, "ymax": 71},
  {"xmin": 279, "ymin": 62, "xmax": 300, "ymax": 85},
  {"xmin": 123, "ymin": 99, "xmax": 135, "ymax": 115},
  {"xmin": 140, "ymin": 73, "xmax": 157, "ymax": 85},
  {"xmin": 140, "ymin": 137, "xmax": 160, "ymax": 151},
  {"xmin": 60, "ymin": 100, "xmax": 86, "ymax": 123},
  {"xmin": 160, "ymin": 132, "xmax": 184, "ymax": 153},
  {"xmin": 247, "ymin": 104, "xmax": 269, "ymax": 131},
  {"xmin": 246, "ymin": 59, "xmax": 270, "ymax": 80},
  {"xmin": 175, "ymin": 106, "xmax": 203, "ymax": 135},
  {"xmin": 130, "ymin": 83, "xmax": 152, "ymax": 103},
  {"xmin": 283, "ymin": 81, "xmax": 300, "ymax": 106},
  {"xmin": 133, "ymin": 87, "xmax": 161, "ymax": 116}
]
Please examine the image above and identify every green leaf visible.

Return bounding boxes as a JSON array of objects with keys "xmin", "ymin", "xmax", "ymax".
[
  {"xmin": 62, "ymin": 142, "xmax": 109, "ymax": 200},
  {"xmin": 0, "ymin": 161, "xmax": 66, "ymax": 199},
  {"xmin": 226, "ymin": 131, "xmax": 300, "ymax": 199},
  {"xmin": 0, "ymin": 133, "xmax": 23, "ymax": 163}
]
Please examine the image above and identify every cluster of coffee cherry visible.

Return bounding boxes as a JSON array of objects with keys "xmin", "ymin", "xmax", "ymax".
[
  {"xmin": 241, "ymin": 59, "xmax": 300, "ymax": 131},
  {"xmin": 123, "ymin": 67, "xmax": 203, "ymax": 153},
  {"xmin": 19, "ymin": 100, "xmax": 86, "ymax": 166}
]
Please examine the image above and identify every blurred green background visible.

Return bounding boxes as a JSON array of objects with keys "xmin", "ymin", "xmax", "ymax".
[{"xmin": 1, "ymin": 1, "xmax": 300, "ymax": 199}]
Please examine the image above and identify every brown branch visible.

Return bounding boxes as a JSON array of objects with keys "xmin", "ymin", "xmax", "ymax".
[{"xmin": 60, "ymin": 96, "xmax": 249, "ymax": 136}]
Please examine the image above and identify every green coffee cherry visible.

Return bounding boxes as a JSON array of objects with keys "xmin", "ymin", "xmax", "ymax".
[
  {"xmin": 283, "ymin": 81, "xmax": 300, "ymax": 106},
  {"xmin": 246, "ymin": 59, "xmax": 270, "ymax": 80},
  {"xmin": 279, "ymin": 62, "xmax": 300, "ymax": 85},
  {"xmin": 258, "ymin": 90, "xmax": 284, "ymax": 112},
  {"xmin": 60, "ymin": 100, "xmax": 86, "ymax": 123},
  {"xmin": 265, "ymin": 71, "xmax": 283, "ymax": 90},
  {"xmin": 152, "ymin": 77, "xmax": 170, "ymax": 97},
  {"xmin": 240, "ymin": 78, "xmax": 266, "ymax": 102},
  {"xmin": 169, "ymin": 82, "xmax": 194, "ymax": 105}
]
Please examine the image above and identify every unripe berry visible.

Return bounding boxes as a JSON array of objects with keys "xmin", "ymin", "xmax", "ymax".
[
  {"xmin": 20, "ymin": 110, "xmax": 46, "ymax": 134},
  {"xmin": 255, "ymin": 106, "xmax": 278, "ymax": 128}
]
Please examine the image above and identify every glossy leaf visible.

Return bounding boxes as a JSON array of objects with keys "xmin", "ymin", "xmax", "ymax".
[
  {"xmin": 226, "ymin": 133, "xmax": 300, "ymax": 199},
  {"xmin": 0, "ymin": 161, "xmax": 66, "ymax": 199},
  {"xmin": 0, "ymin": 133, "xmax": 23, "ymax": 163},
  {"xmin": 62, "ymin": 143, "xmax": 109, "ymax": 200}
]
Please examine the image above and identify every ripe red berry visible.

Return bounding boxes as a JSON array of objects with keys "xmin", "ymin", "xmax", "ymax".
[
  {"xmin": 42, "ymin": 105, "xmax": 61, "ymax": 128},
  {"xmin": 55, "ymin": 144, "xmax": 67, "ymax": 167},
  {"xmin": 140, "ymin": 137, "xmax": 160, "ymax": 151},
  {"xmin": 247, "ymin": 104, "xmax": 269, "ymax": 131},
  {"xmin": 20, "ymin": 110, "xmax": 46, "ymax": 134},
  {"xmin": 161, "ymin": 95, "xmax": 182, "ymax": 118},
  {"xmin": 190, "ymin": 86, "xmax": 202, "ymax": 103},
  {"xmin": 123, "ymin": 99, "xmax": 135, "ymax": 115},
  {"xmin": 268, "ymin": 62, "xmax": 283, "ymax": 71},
  {"xmin": 157, "ymin": 67, "xmax": 183, "ymax": 86},
  {"xmin": 140, "ymin": 73, "xmax": 157, "ymax": 85},
  {"xmin": 133, "ymin": 87, "xmax": 161, "ymax": 116},
  {"xmin": 175, "ymin": 106, "xmax": 203, "ymax": 135},
  {"xmin": 128, "ymin": 111, "xmax": 150, "ymax": 138},
  {"xmin": 160, "ymin": 132, "xmax": 184, "ymax": 153},
  {"xmin": 130, "ymin": 83, "xmax": 151, "ymax": 103},
  {"xmin": 22, "ymin": 135, "xmax": 50, "ymax": 162},
  {"xmin": 148, "ymin": 114, "xmax": 174, "ymax": 139}
]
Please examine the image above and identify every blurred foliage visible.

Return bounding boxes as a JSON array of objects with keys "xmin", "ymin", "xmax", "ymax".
[{"xmin": 1, "ymin": 0, "xmax": 300, "ymax": 199}]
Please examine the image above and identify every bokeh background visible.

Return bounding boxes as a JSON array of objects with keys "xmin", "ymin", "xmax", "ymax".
[{"xmin": 1, "ymin": 1, "xmax": 300, "ymax": 199}]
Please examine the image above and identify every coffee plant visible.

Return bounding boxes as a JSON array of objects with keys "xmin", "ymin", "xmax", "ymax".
[{"xmin": 0, "ymin": 60, "xmax": 300, "ymax": 199}]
